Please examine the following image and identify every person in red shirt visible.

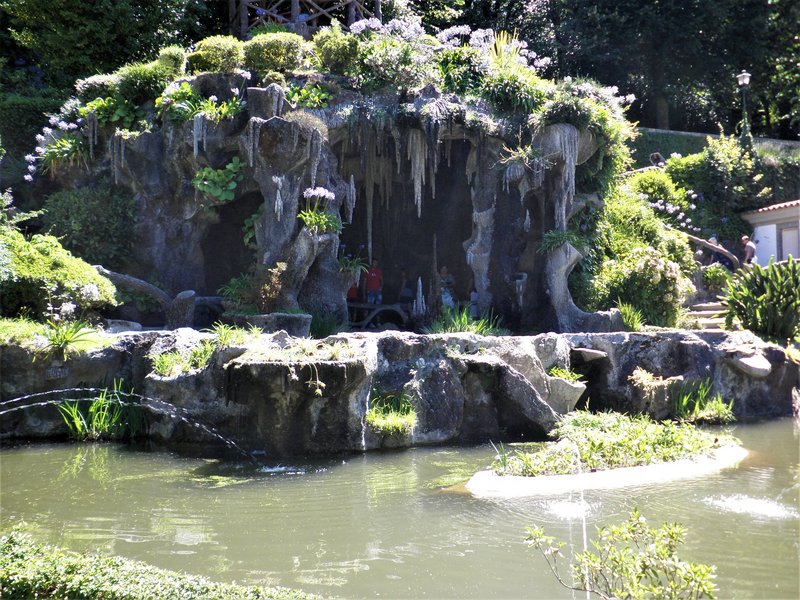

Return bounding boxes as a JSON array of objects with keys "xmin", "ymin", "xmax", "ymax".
[{"xmin": 364, "ymin": 259, "xmax": 383, "ymax": 304}]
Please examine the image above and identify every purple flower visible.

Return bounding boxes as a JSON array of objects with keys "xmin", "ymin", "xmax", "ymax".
[
  {"xmin": 24, "ymin": 154, "xmax": 36, "ymax": 163},
  {"xmin": 27, "ymin": 165, "xmax": 37, "ymax": 173},
  {"xmin": 67, "ymin": 123, "xmax": 78, "ymax": 130},
  {"xmin": 255, "ymin": 7, "xmax": 266, "ymax": 16},
  {"xmin": 208, "ymin": 95, "xmax": 218, "ymax": 102},
  {"xmin": 23, "ymin": 174, "xmax": 33, "ymax": 182},
  {"xmin": 35, "ymin": 134, "xmax": 46, "ymax": 144},
  {"xmin": 303, "ymin": 186, "xmax": 335, "ymax": 201},
  {"xmin": 42, "ymin": 127, "xmax": 53, "ymax": 136},
  {"xmin": 48, "ymin": 116, "xmax": 59, "ymax": 126},
  {"xmin": 57, "ymin": 121, "xmax": 69, "ymax": 131},
  {"xmin": 241, "ymin": 70, "xmax": 252, "ymax": 80}
]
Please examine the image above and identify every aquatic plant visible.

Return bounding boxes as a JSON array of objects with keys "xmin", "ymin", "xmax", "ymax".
[
  {"xmin": 57, "ymin": 380, "xmax": 142, "ymax": 441},
  {"xmin": 493, "ymin": 411, "xmax": 736, "ymax": 477},
  {"xmin": 527, "ymin": 509, "xmax": 718, "ymax": 600},
  {"xmin": 366, "ymin": 389, "xmax": 416, "ymax": 436}
]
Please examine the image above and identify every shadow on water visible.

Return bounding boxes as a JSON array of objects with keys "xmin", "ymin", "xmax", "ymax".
[{"xmin": 0, "ymin": 388, "xmax": 258, "ymax": 464}]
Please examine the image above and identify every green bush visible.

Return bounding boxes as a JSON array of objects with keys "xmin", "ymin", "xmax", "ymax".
[
  {"xmin": 591, "ymin": 246, "xmax": 691, "ymax": 327},
  {"xmin": 43, "ymin": 183, "xmax": 138, "ymax": 268},
  {"xmin": 481, "ymin": 66, "xmax": 548, "ymax": 114},
  {"xmin": 285, "ymin": 83, "xmax": 331, "ymax": 108},
  {"xmin": 357, "ymin": 36, "xmax": 433, "ymax": 91},
  {"xmin": 312, "ymin": 22, "xmax": 360, "ymax": 75},
  {"xmin": 243, "ymin": 32, "xmax": 306, "ymax": 74},
  {"xmin": 701, "ymin": 263, "xmax": 731, "ymax": 292},
  {"xmin": 74, "ymin": 74, "xmax": 120, "ymax": 103},
  {"xmin": 723, "ymin": 257, "xmax": 800, "ymax": 342},
  {"xmin": 0, "ymin": 229, "xmax": 117, "ymax": 317},
  {"xmin": 188, "ymin": 35, "xmax": 244, "ymax": 73},
  {"xmin": 665, "ymin": 134, "xmax": 772, "ymax": 214},
  {"xmin": 81, "ymin": 95, "xmax": 142, "ymax": 129},
  {"xmin": 0, "ymin": 530, "xmax": 320, "ymax": 600},
  {"xmin": 38, "ymin": 133, "xmax": 89, "ymax": 177},
  {"xmin": 437, "ymin": 46, "xmax": 485, "ymax": 95},
  {"xmin": 540, "ymin": 92, "xmax": 595, "ymax": 130},
  {"xmin": 366, "ymin": 390, "xmax": 416, "ymax": 436},
  {"xmin": 192, "ymin": 157, "xmax": 244, "ymax": 203},
  {"xmin": 157, "ymin": 45, "xmax": 187, "ymax": 73},
  {"xmin": 528, "ymin": 510, "xmax": 719, "ymax": 600},
  {"xmin": 115, "ymin": 61, "xmax": 175, "ymax": 105}
]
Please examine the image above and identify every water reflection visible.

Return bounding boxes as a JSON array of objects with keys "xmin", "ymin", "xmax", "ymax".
[{"xmin": 1, "ymin": 419, "xmax": 798, "ymax": 599}]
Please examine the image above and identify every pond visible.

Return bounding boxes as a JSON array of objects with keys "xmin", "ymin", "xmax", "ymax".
[{"xmin": 1, "ymin": 419, "xmax": 798, "ymax": 598}]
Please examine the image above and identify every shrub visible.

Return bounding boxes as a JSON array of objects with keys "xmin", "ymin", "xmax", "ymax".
[
  {"xmin": 666, "ymin": 134, "xmax": 772, "ymax": 215},
  {"xmin": 157, "ymin": 45, "xmax": 187, "ymax": 73},
  {"xmin": 0, "ymin": 229, "xmax": 117, "ymax": 317},
  {"xmin": 192, "ymin": 157, "xmax": 244, "ymax": 203},
  {"xmin": 38, "ymin": 133, "xmax": 89, "ymax": 177},
  {"xmin": 702, "ymin": 263, "xmax": 731, "ymax": 292},
  {"xmin": 540, "ymin": 92, "xmax": 595, "ymax": 130},
  {"xmin": 437, "ymin": 46, "xmax": 485, "ymax": 95},
  {"xmin": 481, "ymin": 66, "xmax": 548, "ymax": 114},
  {"xmin": 527, "ymin": 510, "xmax": 719, "ymax": 600},
  {"xmin": 312, "ymin": 23, "xmax": 360, "ymax": 75},
  {"xmin": 243, "ymin": 32, "xmax": 306, "ymax": 74},
  {"xmin": 357, "ymin": 36, "xmax": 433, "ymax": 91},
  {"xmin": 74, "ymin": 74, "xmax": 120, "ymax": 103},
  {"xmin": 723, "ymin": 257, "xmax": 800, "ymax": 342},
  {"xmin": 187, "ymin": 35, "xmax": 244, "ymax": 73},
  {"xmin": 285, "ymin": 83, "xmax": 331, "ymax": 108},
  {"xmin": 297, "ymin": 206, "xmax": 342, "ymax": 235},
  {"xmin": 309, "ymin": 312, "xmax": 339, "ymax": 339},
  {"xmin": 0, "ymin": 530, "xmax": 320, "ymax": 600},
  {"xmin": 43, "ymin": 183, "xmax": 138, "ymax": 268},
  {"xmin": 115, "ymin": 61, "xmax": 175, "ymax": 105},
  {"xmin": 591, "ymin": 246, "xmax": 691, "ymax": 327}
]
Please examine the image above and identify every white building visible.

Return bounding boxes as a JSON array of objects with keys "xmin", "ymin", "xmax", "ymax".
[{"xmin": 741, "ymin": 199, "xmax": 800, "ymax": 263}]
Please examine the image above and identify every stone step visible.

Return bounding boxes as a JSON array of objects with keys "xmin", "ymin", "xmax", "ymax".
[
  {"xmin": 687, "ymin": 310, "xmax": 725, "ymax": 318},
  {"xmin": 691, "ymin": 302, "xmax": 726, "ymax": 311}
]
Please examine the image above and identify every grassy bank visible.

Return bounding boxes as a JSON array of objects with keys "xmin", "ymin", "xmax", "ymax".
[
  {"xmin": 0, "ymin": 530, "xmax": 321, "ymax": 600},
  {"xmin": 493, "ymin": 410, "xmax": 736, "ymax": 477}
]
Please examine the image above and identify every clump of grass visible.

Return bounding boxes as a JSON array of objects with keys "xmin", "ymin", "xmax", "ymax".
[
  {"xmin": 618, "ymin": 301, "xmax": 646, "ymax": 332},
  {"xmin": 0, "ymin": 317, "xmax": 48, "ymax": 346},
  {"xmin": 427, "ymin": 307, "xmax": 508, "ymax": 335},
  {"xmin": 43, "ymin": 318, "xmax": 95, "ymax": 357},
  {"xmin": 547, "ymin": 365, "xmax": 583, "ymax": 383},
  {"xmin": 207, "ymin": 322, "xmax": 262, "ymax": 348},
  {"xmin": 493, "ymin": 410, "xmax": 737, "ymax": 477},
  {"xmin": 366, "ymin": 390, "xmax": 417, "ymax": 436},
  {"xmin": 150, "ymin": 340, "xmax": 215, "ymax": 377},
  {"xmin": 671, "ymin": 378, "xmax": 735, "ymax": 424}
]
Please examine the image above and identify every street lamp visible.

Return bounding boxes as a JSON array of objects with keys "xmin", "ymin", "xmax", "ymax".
[{"xmin": 736, "ymin": 70, "xmax": 752, "ymax": 150}]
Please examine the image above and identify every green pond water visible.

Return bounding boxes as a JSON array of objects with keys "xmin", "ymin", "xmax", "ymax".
[{"xmin": 1, "ymin": 419, "xmax": 798, "ymax": 599}]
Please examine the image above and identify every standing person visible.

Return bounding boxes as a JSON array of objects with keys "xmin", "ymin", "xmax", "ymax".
[
  {"xmin": 364, "ymin": 258, "xmax": 383, "ymax": 305},
  {"xmin": 438, "ymin": 265, "xmax": 456, "ymax": 309},
  {"xmin": 397, "ymin": 269, "xmax": 414, "ymax": 310},
  {"xmin": 741, "ymin": 236, "xmax": 757, "ymax": 264}
]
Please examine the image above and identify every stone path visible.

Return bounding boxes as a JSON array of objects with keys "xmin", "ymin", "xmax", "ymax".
[{"xmin": 685, "ymin": 301, "xmax": 727, "ymax": 330}]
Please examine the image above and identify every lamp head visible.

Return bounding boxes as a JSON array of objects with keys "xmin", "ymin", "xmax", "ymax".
[{"xmin": 736, "ymin": 70, "xmax": 751, "ymax": 87}]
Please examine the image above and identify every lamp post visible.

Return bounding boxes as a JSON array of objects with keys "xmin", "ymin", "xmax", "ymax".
[{"xmin": 736, "ymin": 70, "xmax": 752, "ymax": 150}]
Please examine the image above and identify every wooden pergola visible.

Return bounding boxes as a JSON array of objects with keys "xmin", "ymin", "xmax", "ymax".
[{"xmin": 229, "ymin": 0, "xmax": 382, "ymax": 38}]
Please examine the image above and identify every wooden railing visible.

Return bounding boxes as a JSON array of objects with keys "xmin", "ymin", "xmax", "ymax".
[{"xmin": 232, "ymin": 0, "xmax": 382, "ymax": 38}]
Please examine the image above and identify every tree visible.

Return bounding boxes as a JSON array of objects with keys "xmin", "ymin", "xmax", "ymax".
[{"xmin": 0, "ymin": 0, "xmax": 216, "ymax": 82}]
